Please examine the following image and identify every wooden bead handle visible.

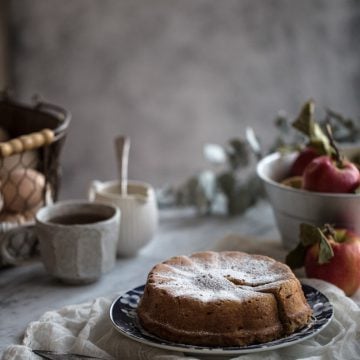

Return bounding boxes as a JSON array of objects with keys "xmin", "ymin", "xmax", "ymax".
[{"xmin": 0, "ymin": 129, "xmax": 55, "ymax": 157}]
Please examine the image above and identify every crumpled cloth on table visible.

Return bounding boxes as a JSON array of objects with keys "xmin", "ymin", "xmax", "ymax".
[
  {"xmin": 3, "ymin": 278, "xmax": 360, "ymax": 360},
  {"xmin": 3, "ymin": 234, "xmax": 360, "ymax": 360}
]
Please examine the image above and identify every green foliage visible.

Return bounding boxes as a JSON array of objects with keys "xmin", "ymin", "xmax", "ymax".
[
  {"xmin": 156, "ymin": 136, "xmax": 264, "ymax": 216},
  {"xmin": 226, "ymin": 139, "xmax": 250, "ymax": 170},
  {"xmin": 271, "ymin": 101, "xmax": 360, "ymax": 153},
  {"xmin": 157, "ymin": 100, "xmax": 360, "ymax": 216},
  {"xmin": 286, "ymin": 223, "xmax": 335, "ymax": 269}
]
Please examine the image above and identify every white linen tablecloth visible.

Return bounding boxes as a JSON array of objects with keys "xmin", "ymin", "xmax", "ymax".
[{"xmin": 3, "ymin": 236, "xmax": 360, "ymax": 360}]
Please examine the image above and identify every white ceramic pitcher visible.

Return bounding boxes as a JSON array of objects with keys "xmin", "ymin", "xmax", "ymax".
[{"xmin": 89, "ymin": 180, "xmax": 158, "ymax": 257}]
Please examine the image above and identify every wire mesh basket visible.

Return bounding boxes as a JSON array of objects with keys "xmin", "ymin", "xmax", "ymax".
[{"xmin": 0, "ymin": 91, "xmax": 71, "ymax": 266}]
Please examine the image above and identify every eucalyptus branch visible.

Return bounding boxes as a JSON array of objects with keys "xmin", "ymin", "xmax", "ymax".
[{"xmin": 157, "ymin": 100, "xmax": 360, "ymax": 216}]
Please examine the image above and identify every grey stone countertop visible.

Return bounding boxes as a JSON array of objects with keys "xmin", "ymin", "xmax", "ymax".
[{"xmin": 0, "ymin": 201, "xmax": 283, "ymax": 354}]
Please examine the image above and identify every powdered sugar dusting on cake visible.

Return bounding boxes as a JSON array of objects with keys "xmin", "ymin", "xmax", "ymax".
[{"xmin": 149, "ymin": 251, "xmax": 293, "ymax": 301}]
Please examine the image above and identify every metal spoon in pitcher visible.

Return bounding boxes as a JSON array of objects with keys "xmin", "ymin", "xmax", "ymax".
[{"xmin": 114, "ymin": 135, "xmax": 131, "ymax": 196}]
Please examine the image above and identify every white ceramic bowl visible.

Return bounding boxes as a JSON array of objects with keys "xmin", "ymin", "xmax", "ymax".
[{"xmin": 257, "ymin": 152, "xmax": 360, "ymax": 250}]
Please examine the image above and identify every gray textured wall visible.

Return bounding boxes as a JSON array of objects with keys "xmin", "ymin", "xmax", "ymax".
[
  {"xmin": 0, "ymin": 1, "xmax": 9, "ymax": 88},
  {"xmin": 7, "ymin": 0, "xmax": 360, "ymax": 199}
]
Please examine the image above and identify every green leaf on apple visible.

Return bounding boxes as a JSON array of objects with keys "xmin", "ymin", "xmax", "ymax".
[
  {"xmin": 292, "ymin": 100, "xmax": 332, "ymax": 156},
  {"xmin": 285, "ymin": 242, "xmax": 307, "ymax": 269},
  {"xmin": 299, "ymin": 223, "xmax": 323, "ymax": 246},
  {"xmin": 292, "ymin": 100, "xmax": 314, "ymax": 136},
  {"xmin": 285, "ymin": 223, "xmax": 320, "ymax": 268},
  {"xmin": 318, "ymin": 234, "xmax": 335, "ymax": 264},
  {"xmin": 286, "ymin": 223, "xmax": 335, "ymax": 269},
  {"xmin": 300, "ymin": 223, "xmax": 334, "ymax": 264}
]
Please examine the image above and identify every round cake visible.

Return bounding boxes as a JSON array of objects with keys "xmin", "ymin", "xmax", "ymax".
[{"xmin": 137, "ymin": 251, "xmax": 312, "ymax": 346}]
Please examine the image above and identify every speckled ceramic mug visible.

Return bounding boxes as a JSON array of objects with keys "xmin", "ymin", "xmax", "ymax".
[{"xmin": 36, "ymin": 200, "xmax": 120, "ymax": 284}]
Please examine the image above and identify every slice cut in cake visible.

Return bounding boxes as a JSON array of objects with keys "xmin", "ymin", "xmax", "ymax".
[{"xmin": 137, "ymin": 251, "xmax": 312, "ymax": 346}]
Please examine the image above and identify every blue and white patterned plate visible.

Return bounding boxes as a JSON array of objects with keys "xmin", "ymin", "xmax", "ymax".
[{"xmin": 110, "ymin": 284, "xmax": 333, "ymax": 355}]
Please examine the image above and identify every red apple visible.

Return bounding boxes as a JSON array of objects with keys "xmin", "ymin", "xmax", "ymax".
[
  {"xmin": 305, "ymin": 230, "xmax": 360, "ymax": 296},
  {"xmin": 289, "ymin": 147, "xmax": 319, "ymax": 176},
  {"xmin": 303, "ymin": 155, "xmax": 360, "ymax": 193}
]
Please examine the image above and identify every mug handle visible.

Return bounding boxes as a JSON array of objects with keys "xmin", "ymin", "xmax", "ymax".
[
  {"xmin": 0, "ymin": 224, "xmax": 37, "ymax": 266},
  {"xmin": 88, "ymin": 180, "xmax": 102, "ymax": 201}
]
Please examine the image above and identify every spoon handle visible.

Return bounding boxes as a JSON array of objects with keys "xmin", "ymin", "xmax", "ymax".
[{"xmin": 115, "ymin": 136, "xmax": 131, "ymax": 195}]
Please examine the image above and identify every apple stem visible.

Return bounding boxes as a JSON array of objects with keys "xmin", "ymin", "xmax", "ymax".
[
  {"xmin": 326, "ymin": 123, "xmax": 343, "ymax": 167},
  {"xmin": 323, "ymin": 223, "xmax": 336, "ymax": 239}
]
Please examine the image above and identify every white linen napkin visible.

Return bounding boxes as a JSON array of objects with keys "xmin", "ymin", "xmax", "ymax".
[{"xmin": 3, "ymin": 236, "xmax": 360, "ymax": 360}]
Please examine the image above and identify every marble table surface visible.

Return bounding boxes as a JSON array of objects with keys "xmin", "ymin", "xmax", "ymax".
[{"xmin": 0, "ymin": 201, "xmax": 300, "ymax": 355}]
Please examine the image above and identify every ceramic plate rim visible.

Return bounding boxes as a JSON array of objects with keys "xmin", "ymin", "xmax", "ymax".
[{"xmin": 109, "ymin": 284, "xmax": 333, "ymax": 355}]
